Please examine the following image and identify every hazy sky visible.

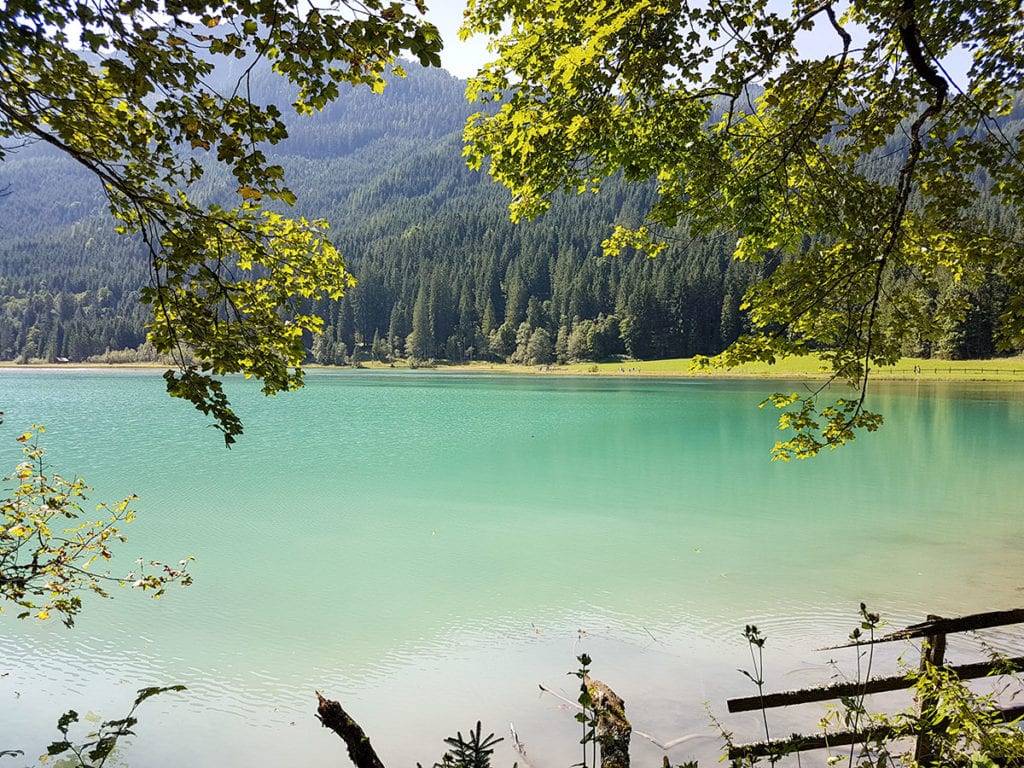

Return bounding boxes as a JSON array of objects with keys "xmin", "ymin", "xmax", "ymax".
[
  {"xmin": 425, "ymin": 3, "xmax": 492, "ymax": 78},
  {"xmin": 422, "ymin": 4, "xmax": 972, "ymax": 85}
]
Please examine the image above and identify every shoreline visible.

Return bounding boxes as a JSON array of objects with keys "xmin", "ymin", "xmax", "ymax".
[{"xmin": 4, "ymin": 355, "xmax": 1024, "ymax": 383}]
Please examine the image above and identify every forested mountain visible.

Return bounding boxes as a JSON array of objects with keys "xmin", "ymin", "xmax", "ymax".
[{"xmin": 0, "ymin": 64, "xmax": 1019, "ymax": 365}]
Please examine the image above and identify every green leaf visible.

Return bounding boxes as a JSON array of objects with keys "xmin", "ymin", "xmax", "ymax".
[
  {"xmin": 134, "ymin": 684, "xmax": 187, "ymax": 707},
  {"xmin": 46, "ymin": 741, "xmax": 72, "ymax": 756},
  {"xmin": 87, "ymin": 735, "xmax": 119, "ymax": 763},
  {"xmin": 56, "ymin": 710, "xmax": 79, "ymax": 736}
]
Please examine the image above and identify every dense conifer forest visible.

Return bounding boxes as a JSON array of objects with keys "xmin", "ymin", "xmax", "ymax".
[{"xmin": 0, "ymin": 64, "xmax": 1019, "ymax": 366}]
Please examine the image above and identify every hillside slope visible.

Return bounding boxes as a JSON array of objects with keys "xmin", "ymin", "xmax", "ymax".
[{"xmin": 0, "ymin": 64, "xmax": 1015, "ymax": 365}]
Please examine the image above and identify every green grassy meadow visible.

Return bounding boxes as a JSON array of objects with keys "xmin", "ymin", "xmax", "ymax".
[{"xmin": 433, "ymin": 355, "xmax": 1024, "ymax": 381}]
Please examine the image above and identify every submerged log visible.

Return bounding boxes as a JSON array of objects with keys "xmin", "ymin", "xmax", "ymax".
[
  {"xmin": 316, "ymin": 691, "xmax": 387, "ymax": 768},
  {"xmin": 585, "ymin": 675, "xmax": 632, "ymax": 768}
]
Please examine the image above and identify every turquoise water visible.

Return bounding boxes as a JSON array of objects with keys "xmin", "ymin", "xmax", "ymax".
[{"xmin": 1, "ymin": 370, "xmax": 1022, "ymax": 765}]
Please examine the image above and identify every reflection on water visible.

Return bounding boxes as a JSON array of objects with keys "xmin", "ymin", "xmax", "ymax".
[{"xmin": 1, "ymin": 370, "xmax": 1022, "ymax": 766}]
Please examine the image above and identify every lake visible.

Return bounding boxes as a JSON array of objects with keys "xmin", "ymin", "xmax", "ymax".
[{"xmin": 2, "ymin": 369, "xmax": 1023, "ymax": 766}]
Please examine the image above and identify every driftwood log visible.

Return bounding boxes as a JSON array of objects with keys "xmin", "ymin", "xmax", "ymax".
[
  {"xmin": 316, "ymin": 691, "xmax": 387, "ymax": 768},
  {"xmin": 585, "ymin": 675, "xmax": 632, "ymax": 768}
]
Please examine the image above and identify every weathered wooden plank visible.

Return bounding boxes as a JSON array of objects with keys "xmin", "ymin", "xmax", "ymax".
[
  {"xmin": 727, "ymin": 727, "xmax": 898, "ymax": 760},
  {"xmin": 728, "ymin": 703, "xmax": 1024, "ymax": 760},
  {"xmin": 729, "ymin": 674, "xmax": 911, "ymax": 713},
  {"xmin": 727, "ymin": 656, "xmax": 1024, "ymax": 712},
  {"xmin": 822, "ymin": 608, "xmax": 1024, "ymax": 649}
]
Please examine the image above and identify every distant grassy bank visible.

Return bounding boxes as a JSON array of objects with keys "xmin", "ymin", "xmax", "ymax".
[
  {"xmin": 5, "ymin": 356, "xmax": 1024, "ymax": 382},
  {"xmin": 421, "ymin": 355, "xmax": 1024, "ymax": 382}
]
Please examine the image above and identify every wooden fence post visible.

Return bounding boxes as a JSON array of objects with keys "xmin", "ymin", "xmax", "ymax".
[{"xmin": 913, "ymin": 615, "xmax": 947, "ymax": 765}]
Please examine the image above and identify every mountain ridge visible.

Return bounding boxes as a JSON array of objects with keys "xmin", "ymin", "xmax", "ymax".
[{"xmin": 0, "ymin": 64, "xmax": 1014, "ymax": 365}]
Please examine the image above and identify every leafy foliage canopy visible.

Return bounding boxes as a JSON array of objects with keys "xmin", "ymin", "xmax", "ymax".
[
  {"xmin": 0, "ymin": 0, "xmax": 442, "ymax": 442},
  {"xmin": 462, "ymin": 0, "xmax": 1024, "ymax": 457},
  {"xmin": 1, "ymin": 427, "xmax": 192, "ymax": 626}
]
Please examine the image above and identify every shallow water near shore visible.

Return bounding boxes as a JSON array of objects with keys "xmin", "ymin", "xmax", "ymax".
[{"xmin": 2, "ymin": 369, "xmax": 1023, "ymax": 765}]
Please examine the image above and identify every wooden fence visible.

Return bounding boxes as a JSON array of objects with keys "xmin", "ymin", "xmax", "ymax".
[
  {"xmin": 896, "ymin": 368, "xmax": 1024, "ymax": 375},
  {"xmin": 726, "ymin": 608, "xmax": 1024, "ymax": 762}
]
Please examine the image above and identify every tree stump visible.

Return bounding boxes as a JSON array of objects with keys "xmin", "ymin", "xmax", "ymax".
[{"xmin": 585, "ymin": 675, "xmax": 632, "ymax": 768}]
